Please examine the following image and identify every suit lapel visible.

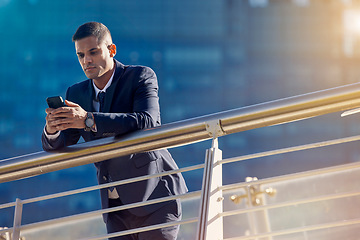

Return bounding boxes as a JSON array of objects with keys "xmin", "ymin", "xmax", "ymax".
[
  {"xmin": 83, "ymin": 80, "xmax": 95, "ymax": 112},
  {"xmin": 103, "ymin": 60, "xmax": 125, "ymax": 113}
]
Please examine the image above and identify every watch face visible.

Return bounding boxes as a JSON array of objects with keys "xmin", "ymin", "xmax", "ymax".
[{"xmin": 85, "ymin": 117, "xmax": 94, "ymax": 128}]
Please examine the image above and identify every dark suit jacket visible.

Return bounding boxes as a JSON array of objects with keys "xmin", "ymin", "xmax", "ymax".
[{"xmin": 42, "ymin": 60, "xmax": 188, "ymax": 220}]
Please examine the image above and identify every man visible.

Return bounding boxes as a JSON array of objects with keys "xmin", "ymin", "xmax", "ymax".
[{"xmin": 42, "ymin": 22, "xmax": 187, "ymax": 240}]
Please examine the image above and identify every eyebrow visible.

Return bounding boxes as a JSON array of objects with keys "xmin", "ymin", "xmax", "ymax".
[{"xmin": 76, "ymin": 47, "xmax": 99, "ymax": 55}]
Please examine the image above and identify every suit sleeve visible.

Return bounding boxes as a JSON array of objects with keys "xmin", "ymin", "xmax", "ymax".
[
  {"xmin": 92, "ymin": 66, "xmax": 160, "ymax": 138},
  {"xmin": 41, "ymin": 125, "xmax": 81, "ymax": 151}
]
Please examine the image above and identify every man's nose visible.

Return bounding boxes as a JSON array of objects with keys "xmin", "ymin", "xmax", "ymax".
[{"xmin": 84, "ymin": 54, "xmax": 92, "ymax": 63}]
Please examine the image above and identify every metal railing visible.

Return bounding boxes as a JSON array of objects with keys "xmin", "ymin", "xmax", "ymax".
[
  {"xmin": 1, "ymin": 82, "xmax": 360, "ymax": 239},
  {"xmin": 221, "ymin": 158, "xmax": 360, "ymax": 239}
]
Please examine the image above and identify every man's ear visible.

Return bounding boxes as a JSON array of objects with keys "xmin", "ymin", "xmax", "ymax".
[{"xmin": 108, "ymin": 44, "xmax": 117, "ymax": 57}]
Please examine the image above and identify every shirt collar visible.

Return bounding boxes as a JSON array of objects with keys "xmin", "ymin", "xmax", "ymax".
[{"xmin": 92, "ymin": 69, "xmax": 115, "ymax": 98}]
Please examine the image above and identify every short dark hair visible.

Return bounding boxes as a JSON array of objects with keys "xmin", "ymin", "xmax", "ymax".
[{"xmin": 72, "ymin": 22, "xmax": 112, "ymax": 43}]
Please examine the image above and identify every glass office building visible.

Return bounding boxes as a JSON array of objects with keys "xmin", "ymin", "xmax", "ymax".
[{"xmin": 1, "ymin": 0, "xmax": 360, "ymax": 227}]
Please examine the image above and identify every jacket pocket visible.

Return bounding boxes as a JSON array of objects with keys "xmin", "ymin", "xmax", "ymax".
[{"xmin": 132, "ymin": 151, "xmax": 161, "ymax": 168}]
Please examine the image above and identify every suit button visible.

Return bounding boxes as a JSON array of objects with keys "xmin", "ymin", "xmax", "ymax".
[{"xmin": 103, "ymin": 176, "xmax": 107, "ymax": 181}]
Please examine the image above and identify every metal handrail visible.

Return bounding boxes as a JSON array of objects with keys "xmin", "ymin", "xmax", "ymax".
[
  {"xmin": 2, "ymin": 135, "xmax": 360, "ymax": 234},
  {"xmin": 2, "ymin": 132, "xmax": 358, "ymax": 211},
  {"xmin": 3, "ymin": 157, "xmax": 359, "ymax": 238},
  {"xmin": 1, "ymin": 82, "xmax": 360, "ymax": 183},
  {"xmin": 2, "ymin": 135, "xmax": 360, "ymax": 239}
]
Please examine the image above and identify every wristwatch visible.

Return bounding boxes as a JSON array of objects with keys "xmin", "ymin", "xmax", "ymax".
[{"xmin": 84, "ymin": 112, "xmax": 95, "ymax": 131}]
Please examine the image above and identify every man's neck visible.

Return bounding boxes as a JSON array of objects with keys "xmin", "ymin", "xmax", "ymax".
[{"xmin": 93, "ymin": 63, "xmax": 115, "ymax": 90}]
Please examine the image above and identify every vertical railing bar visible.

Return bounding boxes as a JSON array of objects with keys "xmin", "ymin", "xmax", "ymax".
[
  {"xmin": 12, "ymin": 198, "xmax": 23, "ymax": 240},
  {"xmin": 196, "ymin": 146, "xmax": 212, "ymax": 240},
  {"xmin": 196, "ymin": 138, "xmax": 223, "ymax": 240}
]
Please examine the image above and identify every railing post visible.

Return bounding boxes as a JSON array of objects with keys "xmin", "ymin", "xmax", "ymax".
[
  {"xmin": 12, "ymin": 198, "xmax": 23, "ymax": 240},
  {"xmin": 196, "ymin": 138, "xmax": 223, "ymax": 240}
]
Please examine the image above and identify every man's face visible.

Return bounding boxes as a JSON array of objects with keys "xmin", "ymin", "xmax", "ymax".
[{"xmin": 75, "ymin": 36, "xmax": 114, "ymax": 81}]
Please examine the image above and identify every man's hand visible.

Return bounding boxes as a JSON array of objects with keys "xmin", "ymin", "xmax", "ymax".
[{"xmin": 45, "ymin": 100, "xmax": 87, "ymax": 134}]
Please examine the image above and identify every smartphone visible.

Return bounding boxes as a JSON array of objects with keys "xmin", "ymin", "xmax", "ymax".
[{"xmin": 46, "ymin": 96, "xmax": 66, "ymax": 109}]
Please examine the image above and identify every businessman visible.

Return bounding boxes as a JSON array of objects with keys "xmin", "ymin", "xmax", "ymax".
[{"xmin": 42, "ymin": 22, "xmax": 187, "ymax": 240}]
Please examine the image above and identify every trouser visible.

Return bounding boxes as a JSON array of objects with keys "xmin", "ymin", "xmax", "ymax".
[{"xmin": 106, "ymin": 198, "xmax": 181, "ymax": 240}]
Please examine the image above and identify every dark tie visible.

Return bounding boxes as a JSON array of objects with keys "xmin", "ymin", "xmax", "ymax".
[{"xmin": 98, "ymin": 91, "xmax": 106, "ymax": 112}]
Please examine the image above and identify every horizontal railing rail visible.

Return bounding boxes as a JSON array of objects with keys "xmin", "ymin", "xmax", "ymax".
[
  {"xmin": 221, "ymin": 152, "xmax": 360, "ymax": 193},
  {"xmin": 81, "ymin": 217, "xmax": 199, "ymax": 240},
  {"xmin": 2, "ymin": 82, "xmax": 360, "ymax": 183},
  {"xmin": 224, "ymin": 218, "xmax": 360, "ymax": 240},
  {"xmin": 2, "ymin": 135, "xmax": 360, "ymax": 239},
  {"xmin": 0, "ymin": 163, "xmax": 205, "ymax": 211},
  {"xmin": 222, "ymin": 189, "xmax": 360, "ymax": 218},
  {"xmin": 0, "ymin": 192, "xmax": 201, "ymax": 236}
]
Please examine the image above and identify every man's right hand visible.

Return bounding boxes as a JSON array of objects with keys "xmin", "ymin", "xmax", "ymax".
[{"xmin": 45, "ymin": 100, "xmax": 88, "ymax": 134}]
